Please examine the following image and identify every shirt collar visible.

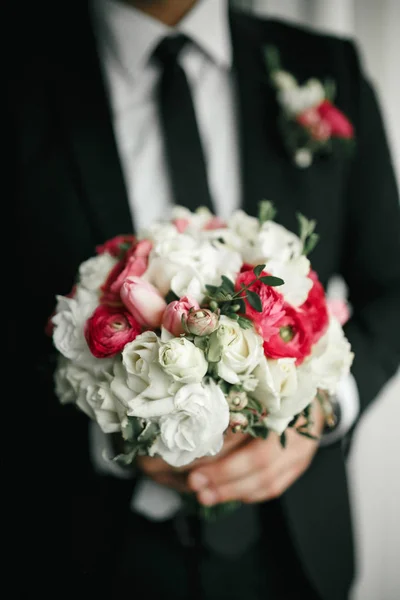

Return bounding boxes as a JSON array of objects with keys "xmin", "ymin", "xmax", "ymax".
[{"xmin": 92, "ymin": 0, "xmax": 232, "ymax": 78}]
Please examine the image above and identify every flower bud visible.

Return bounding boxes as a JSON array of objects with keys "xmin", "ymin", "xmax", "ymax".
[
  {"xmin": 227, "ymin": 390, "xmax": 248, "ymax": 411},
  {"xmin": 229, "ymin": 412, "xmax": 249, "ymax": 432},
  {"xmin": 183, "ymin": 308, "xmax": 219, "ymax": 337},
  {"xmin": 162, "ymin": 296, "xmax": 200, "ymax": 337}
]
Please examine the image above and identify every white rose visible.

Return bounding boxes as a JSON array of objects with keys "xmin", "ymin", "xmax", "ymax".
[
  {"xmin": 243, "ymin": 220, "xmax": 303, "ymax": 265},
  {"xmin": 78, "ymin": 252, "xmax": 117, "ymax": 292},
  {"xmin": 144, "ymin": 234, "xmax": 204, "ymax": 295},
  {"xmin": 148, "ymin": 380, "xmax": 230, "ymax": 467},
  {"xmin": 169, "ymin": 242, "xmax": 242, "ymax": 302},
  {"xmin": 309, "ymin": 316, "xmax": 354, "ymax": 394},
  {"xmin": 159, "ymin": 337, "xmax": 208, "ymax": 384},
  {"xmin": 171, "ymin": 205, "xmax": 214, "ymax": 231},
  {"xmin": 265, "ymin": 255, "xmax": 312, "ymax": 306},
  {"xmin": 137, "ymin": 222, "xmax": 179, "ymax": 244},
  {"xmin": 118, "ymin": 331, "xmax": 176, "ymax": 399},
  {"xmin": 54, "ymin": 357, "xmax": 122, "ymax": 432},
  {"xmin": 52, "ymin": 286, "xmax": 105, "ymax": 369},
  {"xmin": 252, "ymin": 357, "xmax": 317, "ymax": 434},
  {"xmin": 211, "ymin": 316, "xmax": 263, "ymax": 388},
  {"xmin": 228, "ymin": 210, "xmax": 260, "ymax": 243}
]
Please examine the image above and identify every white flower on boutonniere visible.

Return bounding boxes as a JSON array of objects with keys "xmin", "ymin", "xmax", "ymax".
[{"xmin": 264, "ymin": 45, "xmax": 355, "ymax": 168}]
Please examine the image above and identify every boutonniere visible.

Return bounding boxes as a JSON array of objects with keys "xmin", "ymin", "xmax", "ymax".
[{"xmin": 264, "ymin": 45, "xmax": 355, "ymax": 168}]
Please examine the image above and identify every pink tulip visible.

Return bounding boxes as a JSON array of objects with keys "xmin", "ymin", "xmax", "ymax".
[
  {"xmin": 120, "ymin": 277, "xmax": 167, "ymax": 329},
  {"xmin": 110, "ymin": 239, "xmax": 153, "ymax": 294},
  {"xmin": 162, "ymin": 296, "xmax": 200, "ymax": 337}
]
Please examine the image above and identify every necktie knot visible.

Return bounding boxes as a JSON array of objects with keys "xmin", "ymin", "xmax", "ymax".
[{"xmin": 152, "ymin": 34, "xmax": 188, "ymax": 67}]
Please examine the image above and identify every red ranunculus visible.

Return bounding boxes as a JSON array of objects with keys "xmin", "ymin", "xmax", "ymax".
[
  {"xmin": 235, "ymin": 268, "xmax": 285, "ymax": 342},
  {"xmin": 96, "ymin": 234, "xmax": 136, "ymax": 258},
  {"xmin": 316, "ymin": 100, "xmax": 354, "ymax": 138},
  {"xmin": 263, "ymin": 303, "xmax": 313, "ymax": 364},
  {"xmin": 300, "ymin": 270, "xmax": 329, "ymax": 344},
  {"xmin": 84, "ymin": 304, "xmax": 141, "ymax": 358}
]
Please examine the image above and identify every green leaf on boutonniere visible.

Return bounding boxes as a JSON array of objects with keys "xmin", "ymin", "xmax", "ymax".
[{"xmin": 264, "ymin": 45, "xmax": 281, "ymax": 73}]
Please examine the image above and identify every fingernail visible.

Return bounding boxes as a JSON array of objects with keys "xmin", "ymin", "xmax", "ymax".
[
  {"xmin": 190, "ymin": 472, "xmax": 209, "ymax": 491},
  {"xmin": 199, "ymin": 489, "xmax": 217, "ymax": 506}
]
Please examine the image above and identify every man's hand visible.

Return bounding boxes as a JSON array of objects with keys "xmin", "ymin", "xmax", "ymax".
[
  {"xmin": 136, "ymin": 428, "xmax": 249, "ymax": 493},
  {"xmin": 187, "ymin": 400, "xmax": 325, "ymax": 505}
]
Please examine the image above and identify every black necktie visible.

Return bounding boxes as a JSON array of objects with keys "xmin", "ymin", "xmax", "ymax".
[{"xmin": 152, "ymin": 34, "xmax": 215, "ymax": 213}]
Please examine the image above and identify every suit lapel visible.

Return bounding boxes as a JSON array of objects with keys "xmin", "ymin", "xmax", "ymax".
[
  {"xmin": 53, "ymin": 3, "xmax": 133, "ymax": 244},
  {"xmin": 229, "ymin": 10, "xmax": 304, "ymax": 234}
]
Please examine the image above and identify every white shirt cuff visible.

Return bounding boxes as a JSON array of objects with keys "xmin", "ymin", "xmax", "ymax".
[
  {"xmin": 88, "ymin": 421, "xmax": 135, "ymax": 479},
  {"xmin": 319, "ymin": 372, "xmax": 360, "ymax": 446}
]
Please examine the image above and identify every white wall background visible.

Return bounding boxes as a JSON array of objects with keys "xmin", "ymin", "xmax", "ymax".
[{"xmin": 235, "ymin": 1, "xmax": 400, "ymax": 598}]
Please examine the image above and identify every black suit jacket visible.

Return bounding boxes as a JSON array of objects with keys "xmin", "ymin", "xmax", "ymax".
[{"xmin": 8, "ymin": 3, "xmax": 400, "ymax": 598}]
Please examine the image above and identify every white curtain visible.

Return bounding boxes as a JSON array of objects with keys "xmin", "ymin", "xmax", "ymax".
[{"xmin": 234, "ymin": 2, "xmax": 400, "ymax": 599}]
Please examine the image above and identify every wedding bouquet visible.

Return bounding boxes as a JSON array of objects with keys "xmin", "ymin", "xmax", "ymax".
[{"xmin": 48, "ymin": 202, "xmax": 353, "ymax": 506}]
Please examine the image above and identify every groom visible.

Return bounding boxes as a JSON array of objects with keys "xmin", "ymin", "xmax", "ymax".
[{"xmin": 10, "ymin": 0, "xmax": 400, "ymax": 598}]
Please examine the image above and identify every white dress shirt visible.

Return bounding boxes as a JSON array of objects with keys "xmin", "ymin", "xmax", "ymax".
[{"xmin": 89, "ymin": 0, "xmax": 359, "ymax": 520}]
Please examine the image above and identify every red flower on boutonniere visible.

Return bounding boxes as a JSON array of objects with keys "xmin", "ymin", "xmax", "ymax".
[{"xmin": 264, "ymin": 46, "xmax": 355, "ymax": 168}]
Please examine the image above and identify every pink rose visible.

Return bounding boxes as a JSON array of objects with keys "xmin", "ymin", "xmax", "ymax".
[
  {"xmin": 317, "ymin": 100, "xmax": 354, "ymax": 138},
  {"xmin": 96, "ymin": 234, "xmax": 136, "ymax": 258},
  {"xmin": 300, "ymin": 270, "xmax": 329, "ymax": 344},
  {"xmin": 263, "ymin": 304, "xmax": 313, "ymax": 365},
  {"xmin": 120, "ymin": 277, "xmax": 167, "ymax": 329},
  {"xmin": 84, "ymin": 304, "xmax": 141, "ymax": 358},
  {"xmin": 235, "ymin": 267, "xmax": 285, "ymax": 342},
  {"xmin": 327, "ymin": 298, "xmax": 350, "ymax": 325},
  {"xmin": 162, "ymin": 296, "xmax": 200, "ymax": 337}
]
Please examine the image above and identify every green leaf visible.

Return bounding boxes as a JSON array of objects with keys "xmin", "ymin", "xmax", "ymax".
[
  {"xmin": 165, "ymin": 290, "xmax": 180, "ymax": 304},
  {"xmin": 258, "ymin": 200, "xmax": 277, "ymax": 224},
  {"xmin": 296, "ymin": 430, "xmax": 319, "ymax": 441},
  {"xmin": 263, "ymin": 46, "xmax": 281, "ymax": 74},
  {"xmin": 113, "ymin": 448, "xmax": 138, "ymax": 466},
  {"xmin": 205, "ymin": 284, "xmax": 218, "ymax": 295},
  {"xmin": 259, "ymin": 275, "xmax": 284, "ymax": 286},
  {"xmin": 253, "ymin": 264, "xmax": 266, "ymax": 277},
  {"xmin": 237, "ymin": 316, "xmax": 254, "ymax": 330},
  {"xmin": 221, "ymin": 275, "xmax": 235, "ymax": 293},
  {"xmin": 247, "ymin": 291, "xmax": 263, "ymax": 312},
  {"xmin": 303, "ymin": 232, "xmax": 320, "ymax": 256}
]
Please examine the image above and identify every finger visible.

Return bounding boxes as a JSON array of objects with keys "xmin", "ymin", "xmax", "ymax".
[
  {"xmin": 136, "ymin": 455, "xmax": 176, "ymax": 476},
  {"xmin": 153, "ymin": 473, "xmax": 190, "ymax": 494},
  {"xmin": 197, "ymin": 467, "xmax": 267, "ymax": 505},
  {"xmin": 188, "ymin": 437, "xmax": 277, "ymax": 492},
  {"xmin": 242, "ymin": 465, "xmax": 300, "ymax": 503}
]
